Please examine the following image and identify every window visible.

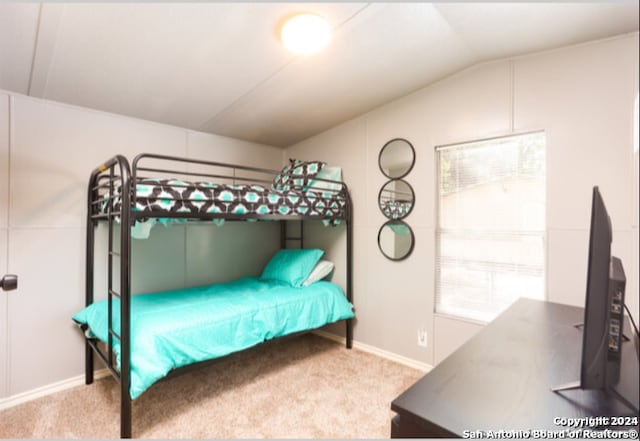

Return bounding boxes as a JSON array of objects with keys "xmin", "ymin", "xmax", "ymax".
[{"xmin": 435, "ymin": 132, "xmax": 546, "ymax": 323}]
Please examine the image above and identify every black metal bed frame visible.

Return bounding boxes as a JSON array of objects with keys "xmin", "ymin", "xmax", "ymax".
[{"xmin": 84, "ymin": 153, "xmax": 353, "ymax": 438}]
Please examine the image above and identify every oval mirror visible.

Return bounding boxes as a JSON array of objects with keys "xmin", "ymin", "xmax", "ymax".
[
  {"xmin": 377, "ymin": 220, "xmax": 415, "ymax": 261},
  {"xmin": 378, "ymin": 179, "xmax": 415, "ymax": 220},
  {"xmin": 379, "ymin": 138, "xmax": 415, "ymax": 179}
]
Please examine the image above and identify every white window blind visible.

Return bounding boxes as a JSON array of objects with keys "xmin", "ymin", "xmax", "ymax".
[{"xmin": 435, "ymin": 132, "xmax": 546, "ymax": 323}]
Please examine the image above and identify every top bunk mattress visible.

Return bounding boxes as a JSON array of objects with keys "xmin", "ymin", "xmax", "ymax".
[
  {"xmin": 111, "ymin": 178, "xmax": 348, "ymax": 220},
  {"xmin": 92, "ymin": 157, "xmax": 349, "ymax": 238}
]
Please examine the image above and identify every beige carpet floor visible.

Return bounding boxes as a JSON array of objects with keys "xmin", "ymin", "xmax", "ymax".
[{"xmin": 0, "ymin": 334, "xmax": 424, "ymax": 438}]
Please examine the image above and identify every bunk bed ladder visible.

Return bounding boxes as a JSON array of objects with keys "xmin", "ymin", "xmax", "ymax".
[
  {"xmin": 86, "ymin": 155, "xmax": 132, "ymax": 438},
  {"xmin": 281, "ymin": 220, "xmax": 304, "ymax": 249}
]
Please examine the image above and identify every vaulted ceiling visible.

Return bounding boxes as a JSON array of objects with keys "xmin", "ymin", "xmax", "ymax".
[{"xmin": 1, "ymin": 2, "xmax": 638, "ymax": 147}]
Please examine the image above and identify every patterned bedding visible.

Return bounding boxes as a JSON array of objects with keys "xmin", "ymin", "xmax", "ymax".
[
  {"xmin": 131, "ymin": 178, "xmax": 346, "ymax": 217},
  {"xmin": 104, "ymin": 178, "xmax": 348, "ymax": 238}
]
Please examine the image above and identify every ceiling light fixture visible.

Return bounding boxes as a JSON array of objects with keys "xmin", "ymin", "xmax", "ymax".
[{"xmin": 280, "ymin": 13, "xmax": 331, "ymax": 55}]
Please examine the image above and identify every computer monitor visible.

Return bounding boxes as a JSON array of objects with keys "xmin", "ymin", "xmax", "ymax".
[
  {"xmin": 581, "ymin": 186, "xmax": 624, "ymax": 389},
  {"xmin": 552, "ymin": 186, "xmax": 636, "ymax": 412}
]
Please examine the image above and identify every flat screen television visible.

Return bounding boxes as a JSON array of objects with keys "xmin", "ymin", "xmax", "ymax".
[{"xmin": 553, "ymin": 186, "xmax": 637, "ymax": 412}]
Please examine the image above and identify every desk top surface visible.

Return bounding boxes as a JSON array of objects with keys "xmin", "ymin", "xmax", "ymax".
[{"xmin": 391, "ymin": 299, "xmax": 639, "ymax": 436}]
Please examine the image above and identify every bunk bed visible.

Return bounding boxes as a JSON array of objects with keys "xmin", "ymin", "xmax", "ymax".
[{"xmin": 74, "ymin": 153, "xmax": 354, "ymax": 438}]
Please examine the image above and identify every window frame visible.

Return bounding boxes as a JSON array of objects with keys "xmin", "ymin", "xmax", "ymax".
[{"xmin": 434, "ymin": 130, "xmax": 547, "ymax": 324}]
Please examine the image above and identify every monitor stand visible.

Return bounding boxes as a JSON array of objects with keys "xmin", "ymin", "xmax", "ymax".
[
  {"xmin": 552, "ymin": 322, "xmax": 638, "ymax": 414},
  {"xmin": 552, "ymin": 367, "xmax": 639, "ymax": 413},
  {"xmin": 550, "ymin": 381, "xmax": 581, "ymax": 392}
]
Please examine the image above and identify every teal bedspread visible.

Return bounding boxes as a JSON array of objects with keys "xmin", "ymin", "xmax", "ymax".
[{"xmin": 73, "ymin": 277, "xmax": 354, "ymax": 399}]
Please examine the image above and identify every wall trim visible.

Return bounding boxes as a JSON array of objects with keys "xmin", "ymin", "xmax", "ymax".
[
  {"xmin": 0, "ymin": 369, "xmax": 110, "ymax": 411},
  {"xmin": 0, "ymin": 333, "xmax": 431, "ymax": 412},
  {"xmin": 313, "ymin": 329, "xmax": 432, "ymax": 373}
]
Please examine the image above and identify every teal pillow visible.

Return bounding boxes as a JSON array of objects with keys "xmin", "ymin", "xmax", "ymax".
[
  {"xmin": 260, "ymin": 248, "xmax": 324, "ymax": 287},
  {"xmin": 308, "ymin": 165, "xmax": 342, "ymax": 192}
]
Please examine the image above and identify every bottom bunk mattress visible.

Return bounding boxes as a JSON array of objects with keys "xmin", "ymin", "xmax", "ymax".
[{"xmin": 73, "ymin": 277, "xmax": 354, "ymax": 399}]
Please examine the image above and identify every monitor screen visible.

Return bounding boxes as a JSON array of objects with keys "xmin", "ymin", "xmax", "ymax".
[{"xmin": 580, "ymin": 186, "xmax": 617, "ymax": 389}]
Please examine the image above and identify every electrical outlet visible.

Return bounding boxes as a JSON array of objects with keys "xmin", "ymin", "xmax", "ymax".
[{"xmin": 417, "ymin": 328, "xmax": 428, "ymax": 348}]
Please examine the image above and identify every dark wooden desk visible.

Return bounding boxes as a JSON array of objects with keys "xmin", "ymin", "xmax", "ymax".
[{"xmin": 391, "ymin": 299, "xmax": 640, "ymax": 438}]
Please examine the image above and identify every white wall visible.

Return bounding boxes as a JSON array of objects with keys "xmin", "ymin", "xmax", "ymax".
[
  {"xmin": 286, "ymin": 34, "xmax": 639, "ymax": 366},
  {"xmin": 0, "ymin": 94, "xmax": 9, "ymax": 398},
  {"xmin": 633, "ymin": 79, "xmax": 640, "ymax": 332},
  {"xmin": 0, "ymin": 91, "xmax": 282, "ymax": 398}
]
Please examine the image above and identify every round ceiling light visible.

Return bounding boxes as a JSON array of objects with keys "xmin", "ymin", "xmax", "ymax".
[{"xmin": 281, "ymin": 13, "xmax": 331, "ymax": 55}]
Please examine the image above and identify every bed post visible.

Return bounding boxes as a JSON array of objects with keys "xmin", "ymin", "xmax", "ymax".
[
  {"xmin": 119, "ymin": 156, "xmax": 133, "ymax": 439},
  {"xmin": 346, "ymin": 187, "xmax": 353, "ymax": 350},
  {"xmin": 85, "ymin": 169, "xmax": 100, "ymax": 385},
  {"xmin": 85, "ymin": 155, "xmax": 133, "ymax": 437}
]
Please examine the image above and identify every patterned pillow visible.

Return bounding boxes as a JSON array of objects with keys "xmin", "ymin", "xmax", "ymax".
[{"xmin": 272, "ymin": 159, "xmax": 326, "ymax": 192}]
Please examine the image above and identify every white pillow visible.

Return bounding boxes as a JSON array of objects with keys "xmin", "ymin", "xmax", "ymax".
[
  {"xmin": 307, "ymin": 166, "xmax": 342, "ymax": 192},
  {"xmin": 302, "ymin": 260, "xmax": 335, "ymax": 286}
]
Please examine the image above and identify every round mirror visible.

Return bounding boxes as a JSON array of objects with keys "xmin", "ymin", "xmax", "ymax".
[
  {"xmin": 378, "ymin": 220, "xmax": 415, "ymax": 261},
  {"xmin": 379, "ymin": 138, "xmax": 415, "ymax": 179},
  {"xmin": 378, "ymin": 179, "xmax": 415, "ymax": 220}
]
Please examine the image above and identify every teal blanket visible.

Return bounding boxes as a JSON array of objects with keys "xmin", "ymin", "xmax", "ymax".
[{"xmin": 73, "ymin": 277, "xmax": 354, "ymax": 399}]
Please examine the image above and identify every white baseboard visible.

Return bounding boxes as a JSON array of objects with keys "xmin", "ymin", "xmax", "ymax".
[
  {"xmin": 0, "ymin": 369, "xmax": 110, "ymax": 411},
  {"xmin": 0, "ymin": 333, "xmax": 431, "ymax": 412},
  {"xmin": 312, "ymin": 330, "xmax": 433, "ymax": 373}
]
